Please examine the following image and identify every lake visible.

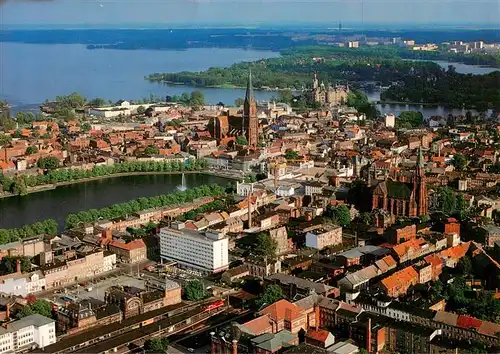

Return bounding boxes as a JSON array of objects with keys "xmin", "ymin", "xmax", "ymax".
[
  {"xmin": 2, "ymin": 42, "xmax": 497, "ymax": 116},
  {"xmin": 0, "ymin": 173, "xmax": 229, "ymax": 231},
  {"xmin": 406, "ymin": 59, "xmax": 499, "ymax": 75},
  {"xmin": 0, "ymin": 42, "xmax": 279, "ymax": 109},
  {"xmin": 362, "ymin": 90, "xmax": 488, "ymax": 118}
]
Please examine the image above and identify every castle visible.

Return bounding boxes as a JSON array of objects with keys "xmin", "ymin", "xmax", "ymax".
[{"xmin": 311, "ymin": 73, "xmax": 350, "ymax": 107}]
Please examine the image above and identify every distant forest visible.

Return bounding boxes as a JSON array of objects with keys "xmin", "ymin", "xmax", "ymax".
[
  {"xmin": 1, "ymin": 28, "xmax": 500, "ymax": 54},
  {"xmin": 146, "ymin": 45, "xmax": 500, "ymax": 110}
]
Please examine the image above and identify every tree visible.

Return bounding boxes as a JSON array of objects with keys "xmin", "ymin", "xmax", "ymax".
[
  {"xmin": 81, "ymin": 122, "xmax": 91, "ymax": 132},
  {"xmin": 256, "ymin": 233, "xmax": 278, "ymax": 260},
  {"xmin": 347, "ymin": 180, "xmax": 372, "ymax": 213},
  {"xmin": 236, "ymin": 135, "xmax": 248, "ymax": 146},
  {"xmin": 234, "ymin": 98, "xmax": 245, "ymax": 106},
  {"xmin": 25, "ymin": 146, "xmax": 38, "ymax": 155},
  {"xmin": 452, "ymin": 154, "xmax": 467, "ymax": 171},
  {"xmin": 278, "ymin": 90, "xmax": 293, "ymax": 104},
  {"xmin": 397, "ymin": 111, "xmax": 424, "ymax": 129},
  {"xmin": 184, "ymin": 280, "xmax": 205, "ymax": 301},
  {"xmin": 89, "ymin": 98, "xmax": 107, "ymax": 107},
  {"xmin": 136, "ymin": 105, "xmax": 146, "ymax": 115},
  {"xmin": 331, "ymin": 205, "xmax": 351, "ymax": 227},
  {"xmin": 437, "ymin": 186, "xmax": 456, "ymax": 215},
  {"xmin": 420, "ymin": 214, "xmax": 430, "ymax": 223},
  {"xmin": 257, "ymin": 285, "xmax": 283, "ymax": 308},
  {"xmin": 285, "ymin": 149, "xmax": 301, "ymax": 160},
  {"xmin": 16, "ymin": 300, "xmax": 53, "ymax": 319},
  {"xmin": 0, "ymin": 134, "xmax": 12, "ymax": 147},
  {"xmin": 457, "ymin": 256, "xmax": 472, "ymax": 277},
  {"xmin": 190, "ymin": 91, "xmax": 205, "ymax": 107},
  {"xmin": 359, "ymin": 212, "xmax": 373, "ymax": 226},
  {"xmin": 0, "ymin": 116, "xmax": 15, "ymax": 131},
  {"xmin": 144, "ymin": 145, "xmax": 160, "ymax": 156},
  {"xmin": 37, "ymin": 156, "xmax": 60, "ymax": 170},
  {"xmin": 144, "ymin": 338, "xmax": 169, "ymax": 353}
]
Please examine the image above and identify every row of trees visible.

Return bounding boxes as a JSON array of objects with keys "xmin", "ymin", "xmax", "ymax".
[
  {"xmin": 1, "ymin": 159, "xmax": 209, "ymax": 194},
  {"xmin": 169, "ymin": 91, "xmax": 205, "ymax": 107},
  {"xmin": 0, "ymin": 219, "xmax": 58, "ymax": 245},
  {"xmin": 65, "ymin": 184, "xmax": 225, "ymax": 228}
]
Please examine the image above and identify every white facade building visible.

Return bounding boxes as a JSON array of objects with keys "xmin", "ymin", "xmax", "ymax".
[
  {"xmin": 385, "ymin": 114, "xmax": 396, "ymax": 128},
  {"xmin": 26, "ymin": 272, "xmax": 46, "ymax": 295},
  {"xmin": 305, "ymin": 226, "xmax": 343, "ymax": 250},
  {"xmin": 0, "ymin": 314, "xmax": 56, "ymax": 353},
  {"xmin": 103, "ymin": 252, "xmax": 117, "ymax": 272},
  {"xmin": 159, "ymin": 222, "xmax": 229, "ymax": 273}
]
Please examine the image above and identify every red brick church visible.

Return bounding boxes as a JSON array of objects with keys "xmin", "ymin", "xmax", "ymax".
[{"xmin": 372, "ymin": 148, "xmax": 428, "ymax": 218}]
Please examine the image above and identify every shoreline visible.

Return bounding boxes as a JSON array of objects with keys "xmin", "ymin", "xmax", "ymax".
[{"xmin": 0, "ymin": 170, "xmax": 241, "ymax": 200}]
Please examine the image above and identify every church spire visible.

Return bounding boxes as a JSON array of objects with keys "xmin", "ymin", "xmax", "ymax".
[
  {"xmin": 245, "ymin": 69, "xmax": 254, "ymax": 104},
  {"xmin": 244, "ymin": 68, "xmax": 258, "ymax": 149},
  {"xmin": 417, "ymin": 147, "xmax": 424, "ymax": 168}
]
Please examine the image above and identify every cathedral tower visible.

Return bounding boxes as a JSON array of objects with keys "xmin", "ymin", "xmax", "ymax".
[{"xmin": 244, "ymin": 70, "xmax": 258, "ymax": 149}]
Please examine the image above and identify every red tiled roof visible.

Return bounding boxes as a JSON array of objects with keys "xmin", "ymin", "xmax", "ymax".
[
  {"xmin": 241, "ymin": 315, "xmax": 273, "ymax": 335},
  {"xmin": 261, "ymin": 299, "xmax": 303, "ymax": 322},
  {"xmin": 109, "ymin": 239, "xmax": 145, "ymax": 251},
  {"xmin": 457, "ymin": 315, "xmax": 482, "ymax": 330},
  {"xmin": 306, "ymin": 329, "xmax": 330, "ymax": 343}
]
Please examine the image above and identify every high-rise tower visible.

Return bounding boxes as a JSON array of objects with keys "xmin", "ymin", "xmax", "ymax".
[{"xmin": 244, "ymin": 70, "xmax": 258, "ymax": 149}]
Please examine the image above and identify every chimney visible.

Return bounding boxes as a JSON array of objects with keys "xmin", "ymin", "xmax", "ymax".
[
  {"xmin": 6, "ymin": 303, "xmax": 11, "ymax": 319},
  {"xmin": 366, "ymin": 317, "xmax": 372, "ymax": 353},
  {"xmin": 232, "ymin": 339, "xmax": 238, "ymax": 354},
  {"xmin": 16, "ymin": 260, "xmax": 21, "ymax": 274}
]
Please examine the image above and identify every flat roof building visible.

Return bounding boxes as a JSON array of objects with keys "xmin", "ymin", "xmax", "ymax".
[{"xmin": 159, "ymin": 222, "xmax": 229, "ymax": 273}]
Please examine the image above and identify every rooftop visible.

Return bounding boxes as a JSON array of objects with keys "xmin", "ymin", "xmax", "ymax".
[
  {"xmin": 0, "ymin": 314, "xmax": 54, "ymax": 335},
  {"xmin": 265, "ymin": 273, "xmax": 334, "ymax": 295}
]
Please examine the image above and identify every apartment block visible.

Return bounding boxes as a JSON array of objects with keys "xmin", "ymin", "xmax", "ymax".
[
  {"xmin": 0, "ymin": 314, "xmax": 56, "ymax": 353},
  {"xmin": 159, "ymin": 222, "xmax": 229, "ymax": 273},
  {"xmin": 305, "ymin": 226, "xmax": 342, "ymax": 250}
]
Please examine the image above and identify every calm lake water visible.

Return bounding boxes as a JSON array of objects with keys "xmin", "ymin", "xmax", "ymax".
[
  {"xmin": 2, "ymin": 42, "xmax": 497, "ymax": 116},
  {"xmin": 0, "ymin": 174, "xmax": 229, "ymax": 231},
  {"xmin": 0, "ymin": 42, "xmax": 279, "ymax": 108},
  {"xmin": 407, "ymin": 59, "xmax": 499, "ymax": 75}
]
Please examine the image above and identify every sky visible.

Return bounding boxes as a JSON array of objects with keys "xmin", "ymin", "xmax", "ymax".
[{"xmin": 0, "ymin": 0, "xmax": 498, "ymax": 27}]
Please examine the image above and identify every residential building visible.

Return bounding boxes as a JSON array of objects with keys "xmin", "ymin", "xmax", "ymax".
[
  {"xmin": 108, "ymin": 239, "xmax": 146, "ymax": 264},
  {"xmin": 269, "ymin": 226, "xmax": 292, "ymax": 255},
  {"xmin": 159, "ymin": 222, "xmax": 229, "ymax": 273},
  {"xmin": 0, "ymin": 314, "xmax": 56, "ymax": 353},
  {"xmin": 380, "ymin": 266, "xmax": 418, "ymax": 297},
  {"xmin": 264, "ymin": 273, "xmax": 336, "ymax": 299},
  {"xmin": 305, "ymin": 226, "xmax": 342, "ymax": 250}
]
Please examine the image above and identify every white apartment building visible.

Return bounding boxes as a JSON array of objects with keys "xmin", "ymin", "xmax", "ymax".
[
  {"xmin": 160, "ymin": 222, "xmax": 229, "ymax": 273},
  {"xmin": 0, "ymin": 314, "xmax": 56, "ymax": 353},
  {"xmin": 305, "ymin": 226, "xmax": 343, "ymax": 250}
]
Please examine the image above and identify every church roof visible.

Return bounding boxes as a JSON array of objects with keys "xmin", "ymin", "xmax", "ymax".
[{"xmin": 385, "ymin": 180, "xmax": 413, "ymax": 200}]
